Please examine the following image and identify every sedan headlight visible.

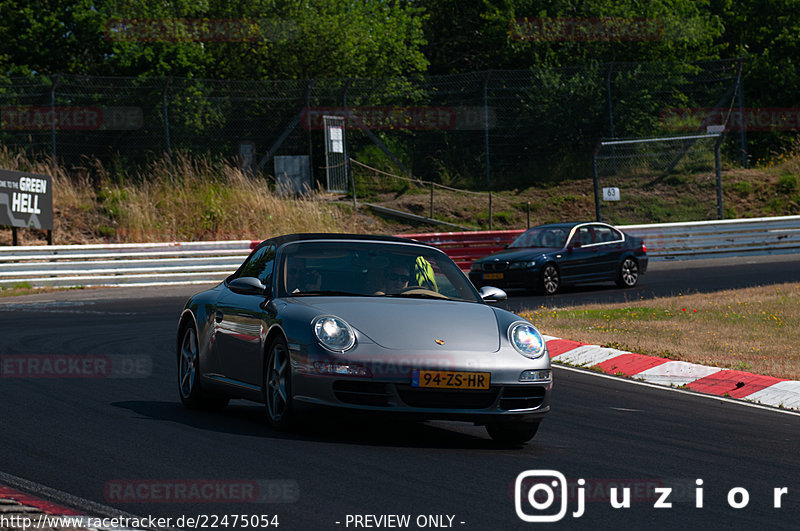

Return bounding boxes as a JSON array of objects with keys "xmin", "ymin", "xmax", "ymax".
[
  {"xmin": 509, "ymin": 260, "xmax": 537, "ymax": 270},
  {"xmin": 508, "ymin": 321, "xmax": 546, "ymax": 359},
  {"xmin": 313, "ymin": 315, "xmax": 356, "ymax": 352},
  {"xmin": 470, "ymin": 261, "xmax": 483, "ymax": 272}
]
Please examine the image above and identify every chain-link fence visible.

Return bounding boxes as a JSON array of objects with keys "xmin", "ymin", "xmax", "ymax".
[{"xmin": 0, "ymin": 59, "xmax": 743, "ymax": 191}]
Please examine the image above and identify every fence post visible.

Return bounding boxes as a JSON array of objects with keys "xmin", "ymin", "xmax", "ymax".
[
  {"xmin": 527, "ymin": 202, "xmax": 531, "ymax": 228},
  {"xmin": 306, "ymin": 79, "xmax": 316, "ymax": 185},
  {"xmin": 430, "ymin": 181, "xmax": 434, "ymax": 219},
  {"xmin": 488, "ymin": 191, "xmax": 493, "ymax": 230},
  {"xmin": 736, "ymin": 58, "xmax": 747, "ymax": 168},
  {"xmin": 715, "ymin": 136, "xmax": 724, "ymax": 219},
  {"xmin": 50, "ymin": 75, "xmax": 60, "ymax": 160},
  {"xmin": 483, "ymin": 71, "xmax": 492, "ymax": 190},
  {"xmin": 163, "ymin": 77, "xmax": 172, "ymax": 161},
  {"xmin": 593, "ymin": 142, "xmax": 602, "ymax": 222},
  {"xmin": 606, "ymin": 63, "xmax": 617, "ymax": 174}
]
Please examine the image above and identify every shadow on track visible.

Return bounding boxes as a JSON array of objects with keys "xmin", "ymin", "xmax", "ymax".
[{"xmin": 111, "ymin": 400, "xmax": 525, "ymax": 450}]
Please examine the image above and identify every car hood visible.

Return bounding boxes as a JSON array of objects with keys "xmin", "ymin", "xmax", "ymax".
[
  {"xmin": 300, "ymin": 297, "xmax": 501, "ymax": 352},
  {"xmin": 475, "ymin": 247, "xmax": 561, "ymax": 262}
]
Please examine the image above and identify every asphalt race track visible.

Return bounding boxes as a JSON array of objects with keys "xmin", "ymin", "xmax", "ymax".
[{"xmin": 1, "ymin": 254, "xmax": 799, "ymax": 530}]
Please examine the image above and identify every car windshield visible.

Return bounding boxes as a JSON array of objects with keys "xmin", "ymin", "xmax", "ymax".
[
  {"xmin": 277, "ymin": 240, "xmax": 482, "ymax": 302},
  {"xmin": 508, "ymin": 227, "xmax": 570, "ymax": 248}
]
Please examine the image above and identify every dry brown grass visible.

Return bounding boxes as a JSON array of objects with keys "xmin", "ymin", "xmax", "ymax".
[
  {"xmin": 0, "ymin": 149, "xmax": 383, "ymax": 245},
  {"xmin": 519, "ymin": 283, "xmax": 800, "ymax": 380}
]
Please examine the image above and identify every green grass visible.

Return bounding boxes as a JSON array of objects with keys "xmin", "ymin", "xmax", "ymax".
[{"xmin": 520, "ymin": 283, "xmax": 800, "ymax": 380}]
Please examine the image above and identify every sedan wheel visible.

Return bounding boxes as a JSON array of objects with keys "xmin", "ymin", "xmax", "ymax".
[
  {"xmin": 486, "ymin": 421, "xmax": 540, "ymax": 445},
  {"xmin": 616, "ymin": 257, "xmax": 639, "ymax": 288},
  {"xmin": 178, "ymin": 325, "xmax": 228, "ymax": 410},
  {"xmin": 265, "ymin": 336, "xmax": 294, "ymax": 429},
  {"xmin": 540, "ymin": 264, "xmax": 559, "ymax": 295}
]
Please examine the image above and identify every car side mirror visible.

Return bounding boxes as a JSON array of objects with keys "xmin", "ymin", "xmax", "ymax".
[
  {"xmin": 229, "ymin": 276, "xmax": 267, "ymax": 296},
  {"xmin": 479, "ymin": 286, "xmax": 507, "ymax": 303}
]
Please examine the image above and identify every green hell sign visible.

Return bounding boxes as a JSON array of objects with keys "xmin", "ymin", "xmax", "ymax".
[{"xmin": 0, "ymin": 169, "xmax": 54, "ymax": 231}]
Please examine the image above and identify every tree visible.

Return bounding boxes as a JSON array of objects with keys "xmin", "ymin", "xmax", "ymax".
[
  {"xmin": 0, "ymin": 0, "xmax": 429, "ymax": 80},
  {"xmin": 419, "ymin": 0, "xmax": 724, "ymax": 74}
]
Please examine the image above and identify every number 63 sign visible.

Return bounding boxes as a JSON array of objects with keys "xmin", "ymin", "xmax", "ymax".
[{"xmin": 602, "ymin": 187, "xmax": 620, "ymax": 201}]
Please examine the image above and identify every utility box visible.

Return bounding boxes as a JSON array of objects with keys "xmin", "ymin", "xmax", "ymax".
[{"xmin": 274, "ymin": 155, "xmax": 311, "ymax": 195}]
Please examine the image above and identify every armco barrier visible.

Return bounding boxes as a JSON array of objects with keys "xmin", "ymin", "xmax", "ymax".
[
  {"xmin": 0, "ymin": 240, "xmax": 259, "ymax": 288},
  {"xmin": 1, "ymin": 216, "xmax": 799, "ymax": 288},
  {"xmin": 406, "ymin": 215, "xmax": 800, "ymax": 269}
]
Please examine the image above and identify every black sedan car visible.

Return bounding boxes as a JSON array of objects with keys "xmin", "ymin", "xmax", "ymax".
[{"xmin": 469, "ymin": 222, "xmax": 647, "ymax": 295}]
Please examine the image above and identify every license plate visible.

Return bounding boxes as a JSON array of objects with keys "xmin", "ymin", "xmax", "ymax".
[
  {"xmin": 411, "ymin": 370, "xmax": 491, "ymax": 390},
  {"xmin": 483, "ymin": 273, "xmax": 503, "ymax": 280}
]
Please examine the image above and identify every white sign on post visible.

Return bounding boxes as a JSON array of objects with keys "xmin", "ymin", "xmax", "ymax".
[
  {"xmin": 602, "ymin": 187, "xmax": 620, "ymax": 201},
  {"xmin": 329, "ymin": 126, "xmax": 343, "ymax": 153}
]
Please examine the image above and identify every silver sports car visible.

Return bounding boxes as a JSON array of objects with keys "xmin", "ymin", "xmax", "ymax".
[{"xmin": 177, "ymin": 234, "xmax": 552, "ymax": 444}]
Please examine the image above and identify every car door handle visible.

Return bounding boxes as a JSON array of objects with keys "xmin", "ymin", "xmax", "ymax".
[{"xmin": 215, "ymin": 311, "xmax": 224, "ymax": 323}]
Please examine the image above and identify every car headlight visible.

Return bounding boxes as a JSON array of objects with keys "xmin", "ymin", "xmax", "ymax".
[
  {"xmin": 313, "ymin": 315, "xmax": 356, "ymax": 352},
  {"xmin": 508, "ymin": 321, "xmax": 546, "ymax": 359},
  {"xmin": 470, "ymin": 261, "xmax": 483, "ymax": 272},
  {"xmin": 509, "ymin": 260, "xmax": 537, "ymax": 270}
]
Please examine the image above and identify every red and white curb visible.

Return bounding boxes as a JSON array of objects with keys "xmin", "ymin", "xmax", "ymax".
[
  {"xmin": 545, "ymin": 336, "xmax": 800, "ymax": 412},
  {"xmin": 0, "ymin": 473, "xmax": 147, "ymax": 531}
]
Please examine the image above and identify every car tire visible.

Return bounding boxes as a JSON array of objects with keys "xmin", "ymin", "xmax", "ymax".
[
  {"xmin": 486, "ymin": 421, "xmax": 540, "ymax": 445},
  {"xmin": 539, "ymin": 264, "xmax": 559, "ymax": 295},
  {"xmin": 616, "ymin": 257, "xmax": 639, "ymax": 288},
  {"xmin": 264, "ymin": 335, "xmax": 295, "ymax": 430},
  {"xmin": 177, "ymin": 324, "xmax": 229, "ymax": 411}
]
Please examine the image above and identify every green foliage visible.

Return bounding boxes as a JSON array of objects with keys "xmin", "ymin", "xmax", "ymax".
[
  {"xmin": 420, "ymin": 0, "xmax": 724, "ymax": 74},
  {"xmin": 730, "ymin": 181, "xmax": 752, "ymax": 197},
  {"xmin": 663, "ymin": 174, "xmax": 689, "ymax": 186},
  {"xmin": 0, "ymin": 0, "xmax": 429, "ymax": 79},
  {"xmin": 777, "ymin": 174, "xmax": 798, "ymax": 195},
  {"xmin": 1, "ymin": 0, "xmax": 800, "ymax": 189}
]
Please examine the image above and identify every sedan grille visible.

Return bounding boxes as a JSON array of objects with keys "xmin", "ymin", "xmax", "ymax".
[
  {"xmin": 396, "ymin": 386, "xmax": 499, "ymax": 409},
  {"xmin": 481, "ymin": 261, "xmax": 509, "ymax": 272},
  {"xmin": 499, "ymin": 386, "xmax": 547, "ymax": 410},
  {"xmin": 333, "ymin": 381, "xmax": 392, "ymax": 407}
]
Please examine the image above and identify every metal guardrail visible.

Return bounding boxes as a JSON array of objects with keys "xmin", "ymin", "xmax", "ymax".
[
  {"xmin": 621, "ymin": 216, "xmax": 800, "ymax": 260},
  {"xmin": 1, "ymin": 216, "xmax": 799, "ymax": 288},
  {"xmin": 406, "ymin": 215, "xmax": 800, "ymax": 269},
  {"xmin": 0, "ymin": 240, "xmax": 258, "ymax": 288}
]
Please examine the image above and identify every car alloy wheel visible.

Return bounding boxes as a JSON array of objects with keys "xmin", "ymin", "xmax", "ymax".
[
  {"xmin": 265, "ymin": 336, "xmax": 294, "ymax": 429},
  {"xmin": 178, "ymin": 324, "xmax": 228, "ymax": 410},
  {"xmin": 541, "ymin": 264, "xmax": 559, "ymax": 295},
  {"xmin": 178, "ymin": 326, "xmax": 198, "ymax": 402},
  {"xmin": 616, "ymin": 258, "xmax": 639, "ymax": 288}
]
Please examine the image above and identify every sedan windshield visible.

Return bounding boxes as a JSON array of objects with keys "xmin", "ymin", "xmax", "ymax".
[
  {"xmin": 509, "ymin": 227, "xmax": 569, "ymax": 249},
  {"xmin": 277, "ymin": 241, "xmax": 482, "ymax": 302}
]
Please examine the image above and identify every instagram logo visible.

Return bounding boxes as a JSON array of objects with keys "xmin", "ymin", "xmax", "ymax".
[{"xmin": 515, "ymin": 470, "xmax": 570, "ymax": 522}]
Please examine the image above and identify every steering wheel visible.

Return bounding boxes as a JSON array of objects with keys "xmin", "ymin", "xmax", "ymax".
[{"xmin": 397, "ymin": 286, "xmax": 449, "ymax": 299}]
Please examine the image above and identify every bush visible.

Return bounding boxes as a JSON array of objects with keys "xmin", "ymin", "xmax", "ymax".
[{"xmin": 777, "ymin": 174, "xmax": 798, "ymax": 195}]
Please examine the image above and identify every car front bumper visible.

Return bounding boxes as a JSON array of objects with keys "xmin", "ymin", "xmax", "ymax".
[{"xmin": 289, "ymin": 347, "xmax": 552, "ymax": 424}]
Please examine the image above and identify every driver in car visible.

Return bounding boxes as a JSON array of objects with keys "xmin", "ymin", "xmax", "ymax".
[{"xmin": 385, "ymin": 263, "xmax": 411, "ymax": 293}]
